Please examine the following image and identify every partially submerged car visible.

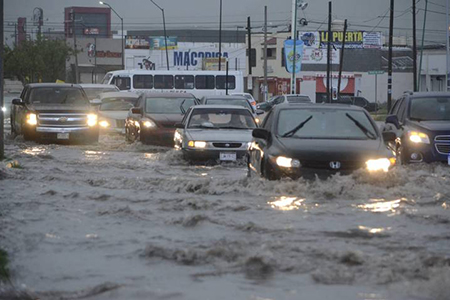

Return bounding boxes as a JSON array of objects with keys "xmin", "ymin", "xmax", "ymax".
[
  {"xmin": 80, "ymin": 84, "xmax": 120, "ymax": 103},
  {"xmin": 96, "ymin": 92, "xmax": 140, "ymax": 134},
  {"xmin": 248, "ymin": 103, "xmax": 396, "ymax": 179},
  {"xmin": 200, "ymin": 95, "xmax": 257, "ymax": 116},
  {"xmin": 125, "ymin": 92, "xmax": 197, "ymax": 145},
  {"xmin": 10, "ymin": 83, "xmax": 99, "ymax": 143},
  {"xmin": 383, "ymin": 92, "xmax": 450, "ymax": 164},
  {"xmin": 257, "ymin": 94, "xmax": 311, "ymax": 112},
  {"xmin": 174, "ymin": 105, "xmax": 257, "ymax": 162}
]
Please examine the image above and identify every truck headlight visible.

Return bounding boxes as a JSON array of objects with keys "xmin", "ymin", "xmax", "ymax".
[
  {"xmin": 1, "ymin": 106, "xmax": 6, "ymax": 113},
  {"xmin": 26, "ymin": 113, "xmax": 37, "ymax": 126},
  {"xmin": 87, "ymin": 114, "xmax": 98, "ymax": 127},
  {"xmin": 142, "ymin": 118, "xmax": 156, "ymax": 128},
  {"xmin": 409, "ymin": 131, "xmax": 430, "ymax": 144},
  {"xmin": 188, "ymin": 141, "xmax": 207, "ymax": 148},
  {"xmin": 275, "ymin": 156, "xmax": 301, "ymax": 168},
  {"xmin": 99, "ymin": 120, "xmax": 110, "ymax": 128},
  {"xmin": 366, "ymin": 158, "xmax": 394, "ymax": 172}
]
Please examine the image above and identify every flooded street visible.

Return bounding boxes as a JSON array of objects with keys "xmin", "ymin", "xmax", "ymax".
[{"xmin": 1, "ymin": 134, "xmax": 450, "ymax": 300}]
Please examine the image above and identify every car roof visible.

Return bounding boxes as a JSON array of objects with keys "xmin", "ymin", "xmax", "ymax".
[
  {"xmin": 284, "ymin": 94, "xmax": 310, "ymax": 97},
  {"xmin": 405, "ymin": 92, "xmax": 450, "ymax": 98},
  {"xmin": 202, "ymin": 95, "xmax": 248, "ymax": 100},
  {"xmin": 79, "ymin": 84, "xmax": 117, "ymax": 89},
  {"xmin": 142, "ymin": 92, "xmax": 195, "ymax": 98},
  {"xmin": 193, "ymin": 104, "xmax": 251, "ymax": 110},
  {"xmin": 99, "ymin": 92, "xmax": 139, "ymax": 99},
  {"xmin": 27, "ymin": 83, "xmax": 82, "ymax": 89},
  {"xmin": 274, "ymin": 102, "xmax": 366, "ymax": 111}
]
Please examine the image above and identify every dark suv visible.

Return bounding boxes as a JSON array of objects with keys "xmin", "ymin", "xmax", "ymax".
[
  {"xmin": 10, "ymin": 83, "xmax": 99, "ymax": 143},
  {"xmin": 335, "ymin": 96, "xmax": 379, "ymax": 112},
  {"xmin": 383, "ymin": 92, "xmax": 450, "ymax": 164}
]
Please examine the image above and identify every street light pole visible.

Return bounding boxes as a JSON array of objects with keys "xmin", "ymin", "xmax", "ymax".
[
  {"xmin": 218, "ymin": 0, "xmax": 222, "ymax": 71},
  {"xmin": 290, "ymin": 0, "xmax": 298, "ymax": 94},
  {"xmin": 150, "ymin": 0, "xmax": 170, "ymax": 71},
  {"xmin": 99, "ymin": 2, "xmax": 124, "ymax": 70}
]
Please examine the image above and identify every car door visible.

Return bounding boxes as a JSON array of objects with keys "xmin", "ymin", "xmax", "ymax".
[
  {"xmin": 126, "ymin": 95, "xmax": 144, "ymax": 140},
  {"xmin": 15, "ymin": 86, "xmax": 30, "ymax": 134},
  {"xmin": 175, "ymin": 107, "xmax": 193, "ymax": 149},
  {"xmin": 250, "ymin": 109, "xmax": 274, "ymax": 174}
]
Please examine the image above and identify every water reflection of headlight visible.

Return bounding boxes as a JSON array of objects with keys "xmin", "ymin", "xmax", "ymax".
[
  {"xmin": 366, "ymin": 158, "xmax": 394, "ymax": 172},
  {"xmin": 99, "ymin": 120, "xmax": 110, "ymax": 128}
]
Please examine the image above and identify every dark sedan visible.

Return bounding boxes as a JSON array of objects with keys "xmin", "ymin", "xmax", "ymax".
[
  {"xmin": 383, "ymin": 92, "xmax": 450, "ymax": 164},
  {"xmin": 248, "ymin": 103, "xmax": 396, "ymax": 180},
  {"xmin": 125, "ymin": 92, "xmax": 197, "ymax": 145}
]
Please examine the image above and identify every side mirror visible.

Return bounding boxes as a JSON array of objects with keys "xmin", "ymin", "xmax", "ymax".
[
  {"xmin": 131, "ymin": 107, "xmax": 143, "ymax": 115},
  {"xmin": 90, "ymin": 99, "xmax": 102, "ymax": 106},
  {"xmin": 382, "ymin": 131, "xmax": 397, "ymax": 142},
  {"xmin": 256, "ymin": 110, "xmax": 265, "ymax": 116},
  {"xmin": 252, "ymin": 128, "xmax": 270, "ymax": 140},
  {"xmin": 385, "ymin": 114, "xmax": 401, "ymax": 130},
  {"xmin": 12, "ymin": 98, "xmax": 24, "ymax": 106},
  {"xmin": 175, "ymin": 123, "xmax": 184, "ymax": 129}
]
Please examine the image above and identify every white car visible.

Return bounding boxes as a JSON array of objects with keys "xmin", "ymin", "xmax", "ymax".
[
  {"xmin": 257, "ymin": 94, "xmax": 311, "ymax": 112},
  {"xmin": 96, "ymin": 92, "xmax": 140, "ymax": 133},
  {"xmin": 230, "ymin": 92, "xmax": 257, "ymax": 111},
  {"xmin": 80, "ymin": 84, "xmax": 120, "ymax": 103},
  {"xmin": 174, "ymin": 105, "xmax": 257, "ymax": 162}
]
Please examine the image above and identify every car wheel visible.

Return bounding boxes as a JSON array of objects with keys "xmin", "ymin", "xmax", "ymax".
[
  {"xmin": 262, "ymin": 160, "xmax": 279, "ymax": 180},
  {"xmin": 23, "ymin": 128, "xmax": 34, "ymax": 141},
  {"xmin": 125, "ymin": 127, "xmax": 134, "ymax": 143},
  {"xmin": 396, "ymin": 145, "xmax": 409, "ymax": 165}
]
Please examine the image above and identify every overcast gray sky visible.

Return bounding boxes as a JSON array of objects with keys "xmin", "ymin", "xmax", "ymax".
[{"xmin": 4, "ymin": 0, "xmax": 447, "ymax": 45}]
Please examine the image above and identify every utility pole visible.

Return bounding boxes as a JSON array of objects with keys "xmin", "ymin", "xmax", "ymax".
[
  {"xmin": 290, "ymin": 0, "xmax": 298, "ymax": 94},
  {"xmin": 412, "ymin": 0, "xmax": 418, "ymax": 91},
  {"xmin": 446, "ymin": 0, "xmax": 449, "ymax": 91},
  {"xmin": 263, "ymin": 5, "xmax": 268, "ymax": 101},
  {"xmin": 218, "ymin": 0, "xmax": 222, "ymax": 71},
  {"xmin": 337, "ymin": 19, "xmax": 347, "ymax": 99},
  {"xmin": 72, "ymin": 9, "xmax": 79, "ymax": 84},
  {"xmin": 247, "ymin": 16, "xmax": 253, "ymax": 95},
  {"xmin": 418, "ymin": 0, "xmax": 428, "ymax": 91},
  {"xmin": 387, "ymin": 0, "xmax": 394, "ymax": 111},
  {"xmin": 326, "ymin": 1, "xmax": 332, "ymax": 103},
  {"xmin": 0, "ymin": 0, "xmax": 4, "ymax": 160}
]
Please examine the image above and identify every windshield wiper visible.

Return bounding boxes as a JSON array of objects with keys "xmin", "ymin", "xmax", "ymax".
[
  {"xmin": 345, "ymin": 113, "xmax": 376, "ymax": 140},
  {"xmin": 179, "ymin": 99, "xmax": 186, "ymax": 114},
  {"xmin": 281, "ymin": 116, "xmax": 313, "ymax": 137}
]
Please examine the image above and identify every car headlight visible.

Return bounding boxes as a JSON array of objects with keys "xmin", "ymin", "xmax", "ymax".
[
  {"xmin": 1, "ymin": 106, "xmax": 6, "ymax": 113},
  {"xmin": 99, "ymin": 120, "xmax": 110, "ymax": 128},
  {"xmin": 275, "ymin": 156, "xmax": 301, "ymax": 168},
  {"xmin": 188, "ymin": 141, "xmax": 207, "ymax": 148},
  {"xmin": 409, "ymin": 131, "xmax": 430, "ymax": 144},
  {"xmin": 366, "ymin": 158, "xmax": 395, "ymax": 172},
  {"xmin": 142, "ymin": 118, "xmax": 156, "ymax": 128},
  {"xmin": 87, "ymin": 114, "xmax": 98, "ymax": 127},
  {"xmin": 26, "ymin": 113, "xmax": 37, "ymax": 126}
]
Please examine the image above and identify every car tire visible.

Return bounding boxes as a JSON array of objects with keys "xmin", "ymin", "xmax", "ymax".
[
  {"xmin": 23, "ymin": 128, "xmax": 34, "ymax": 141},
  {"xmin": 125, "ymin": 127, "xmax": 134, "ymax": 143},
  {"xmin": 262, "ymin": 160, "xmax": 279, "ymax": 180}
]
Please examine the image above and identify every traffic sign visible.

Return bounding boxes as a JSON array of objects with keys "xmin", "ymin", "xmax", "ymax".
[{"xmin": 368, "ymin": 70, "xmax": 385, "ymax": 75}]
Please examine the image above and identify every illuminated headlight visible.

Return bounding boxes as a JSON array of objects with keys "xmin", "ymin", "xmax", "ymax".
[
  {"xmin": 142, "ymin": 119, "xmax": 156, "ymax": 128},
  {"xmin": 188, "ymin": 141, "xmax": 207, "ymax": 148},
  {"xmin": 99, "ymin": 120, "xmax": 110, "ymax": 128},
  {"xmin": 1, "ymin": 106, "xmax": 6, "ymax": 113},
  {"xmin": 409, "ymin": 131, "xmax": 430, "ymax": 144},
  {"xmin": 87, "ymin": 114, "xmax": 98, "ymax": 127},
  {"xmin": 26, "ymin": 113, "xmax": 37, "ymax": 126},
  {"xmin": 255, "ymin": 118, "xmax": 260, "ymax": 124},
  {"xmin": 275, "ymin": 156, "xmax": 301, "ymax": 168},
  {"xmin": 366, "ymin": 158, "xmax": 394, "ymax": 172}
]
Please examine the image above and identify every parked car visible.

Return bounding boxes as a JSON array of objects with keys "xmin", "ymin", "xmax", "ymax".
[
  {"xmin": 174, "ymin": 105, "xmax": 257, "ymax": 162},
  {"xmin": 257, "ymin": 94, "xmax": 311, "ymax": 112},
  {"xmin": 96, "ymin": 92, "xmax": 140, "ymax": 134},
  {"xmin": 334, "ymin": 96, "xmax": 379, "ymax": 112},
  {"xmin": 383, "ymin": 92, "xmax": 450, "ymax": 164},
  {"xmin": 125, "ymin": 92, "xmax": 197, "ymax": 145},
  {"xmin": 10, "ymin": 83, "xmax": 99, "ymax": 143},
  {"xmin": 248, "ymin": 103, "xmax": 396, "ymax": 180},
  {"xmin": 230, "ymin": 92, "xmax": 257, "ymax": 111},
  {"xmin": 80, "ymin": 84, "xmax": 120, "ymax": 103},
  {"xmin": 200, "ymin": 95, "xmax": 257, "ymax": 116}
]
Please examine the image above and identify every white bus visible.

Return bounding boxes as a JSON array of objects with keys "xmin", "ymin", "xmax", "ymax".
[{"xmin": 101, "ymin": 70, "xmax": 244, "ymax": 98}]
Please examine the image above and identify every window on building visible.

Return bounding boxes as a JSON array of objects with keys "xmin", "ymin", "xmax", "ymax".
[
  {"xmin": 281, "ymin": 47, "xmax": 285, "ymax": 67},
  {"xmin": 154, "ymin": 75, "xmax": 174, "ymax": 89},
  {"xmin": 267, "ymin": 48, "xmax": 277, "ymax": 59},
  {"xmin": 133, "ymin": 75, "xmax": 153, "ymax": 89},
  {"xmin": 175, "ymin": 75, "xmax": 195, "ymax": 89},
  {"xmin": 246, "ymin": 48, "xmax": 256, "ymax": 67},
  {"xmin": 195, "ymin": 75, "xmax": 215, "ymax": 89},
  {"xmin": 216, "ymin": 75, "xmax": 236, "ymax": 90}
]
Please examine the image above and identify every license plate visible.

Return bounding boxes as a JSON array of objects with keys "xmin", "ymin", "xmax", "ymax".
[
  {"xmin": 220, "ymin": 152, "xmax": 237, "ymax": 161},
  {"xmin": 57, "ymin": 133, "xmax": 69, "ymax": 139}
]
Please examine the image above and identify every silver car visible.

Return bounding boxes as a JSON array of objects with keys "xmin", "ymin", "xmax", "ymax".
[
  {"xmin": 96, "ymin": 92, "xmax": 140, "ymax": 134},
  {"xmin": 174, "ymin": 105, "xmax": 257, "ymax": 162}
]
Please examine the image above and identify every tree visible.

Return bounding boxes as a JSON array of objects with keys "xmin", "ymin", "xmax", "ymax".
[{"xmin": 4, "ymin": 38, "xmax": 73, "ymax": 84}]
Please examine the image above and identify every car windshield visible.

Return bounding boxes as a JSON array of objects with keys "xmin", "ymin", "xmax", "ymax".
[
  {"xmin": 99, "ymin": 98, "xmax": 137, "ymax": 111},
  {"xmin": 277, "ymin": 109, "xmax": 377, "ymax": 139},
  {"xmin": 287, "ymin": 95, "xmax": 311, "ymax": 103},
  {"xmin": 145, "ymin": 97, "xmax": 196, "ymax": 114},
  {"xmin": 29, "ymin": 87, "xmax": 87, "ymax": 105},
  {"xmin": 84, "ymin": 87, "xmax": 119, "ymax": 100},
  {"xmin": 206, "ymin": 99, "xmax": 253, "ymax": 111},
  {"xmin": 410, "ymin": 97, "xmax": 450, "ymax": 121},
  {"xmin": 188, "ymin": 108, "xmax": 256, "ymax": 129}
]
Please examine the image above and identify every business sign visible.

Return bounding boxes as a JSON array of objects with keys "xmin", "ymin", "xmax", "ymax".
[
  {"xmin": 149, "ymin": 37, "xmax": 178, "ymax": 50},
  {"xmin": 363, "ymin": 32, "xmax": 382, "ymax": 49},
  {"xmin": 202, "ymin": 57, "xmax": 227, "ymax": 70},
  {"xmin": 317, "ymin": 31, "xmax": 382, "ymax": 49},
  {"xmin": 173, "ymin": 50, "xmax": 228, "ymax": 67},
  {"xmin": 302, "ymin": 48, "xmax": 340, "ymax": 65},
  {"xmin": 284, "ymin": 39, "xmax": 304, "ymax": 74},
  {"xmin": 84, "ymin": 28, "xmax": 99, "ymax": 35},
  {"xmin": 126, "ymin": 36, "xmax": 151, "ymax": 49}
]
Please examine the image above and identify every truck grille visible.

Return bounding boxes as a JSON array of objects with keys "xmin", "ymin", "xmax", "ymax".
[
  {"xmin": 38, "ymin": 113, "xmax": 87, "ymax": 127},
  {"xmin": 435, "ymin": 144, "xmax": 450, "ymax": 155},
  {"xmin": 212, "ymin": 142, "xmax": 242, "ymax": 148},
  {"xmin": 435, "ymin": 135, "xmax": 450, "ymax": 142},
  {"xmin": 116, "ymin": 120, "xmax": 125, "ymax": 128}
]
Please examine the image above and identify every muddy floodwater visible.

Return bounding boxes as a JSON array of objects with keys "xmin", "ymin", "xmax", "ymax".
[{"xmin": 1, "ymin": 134, "xmax": 450, "ymax": 300}]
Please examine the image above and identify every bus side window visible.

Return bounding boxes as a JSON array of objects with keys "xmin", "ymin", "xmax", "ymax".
[
  {"xmin": 195, "ymin": 75, "xmax": 215, "ymax": 90},
  {"xmin": 134, "ymin": 75, "xmax": 153, "ymax": 89},
  {"xmin": 112, "ymin": 76, "xmax": 131, "ymax": 90},
  {"xmin": 175, "ymin": 75, "xmax": 194, "ymax": 89},
  {"xmin": 216, "ymin": 75, "xmax": 236, "ymax": 90},
  {"xmin": 155, "ymin": 75, "xmax": 174, "ymax": 89}
]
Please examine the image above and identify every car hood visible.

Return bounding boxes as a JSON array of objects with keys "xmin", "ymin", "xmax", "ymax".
[
  {"xmin": 409, "ymin": 120, "xmax": 450, "ymax": 132},
  {"xmin": 187, "ymin": 129, "xmax": 253, "ymax": 142},
  {"xmin": 98, "ymin": 111, "xmax": 128, "ymax": 120},
  {"xmin": 28, "ymin": 103, "xmax": 92, "ymax": 113},
  {"xmin": 276, "ymin": 137, "xmax": 386, "ymax": 161},
  {"xmin": 146, "ymin": 113, "xmax": 184, "ymax": 127}
]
